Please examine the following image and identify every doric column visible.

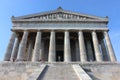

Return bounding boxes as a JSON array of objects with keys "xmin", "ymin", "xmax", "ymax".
[
  {"xmin": 92, "ymin": 31, "xmax": 102, "ymax": 62},
  {"xmin": 32, "ymin": 31, "xmax": 41, "ymax": 62},
  {"xmin": 48, "ymin": 31, "xmax": 56, "ymax": 62},
  {"xmin": 17, "ymin": 30, "xmax": 28, "ymax": 61},
  {"xmin": 78, "ymin": 31, "xmax": 87, "ymax": 62},
  {"xmin": 39, "ymin": 40, "xmax": 44, "ymax": 61},
  {"xmin": 64, "ymin": 31, "xmax": 71, "ymax": 62},
  {"xmin": 4, "ymin": 32, "xmax": 16, "ymax": 61},
  {"xmin": 100, "ymin": 39, "xmax": 109, "ymax": 61},
  {"xmin": 104, "ymin": 31, "xmax": 116, "ymax": 62},
  {"xmin": 27, "ymin": 39, "xmax": 34, "ymax": 61},
  {"xmin": 11, "ymin": 38, "xmax": 20, "ymax": 61},
  {"xmin": 75, "ymin": 40, "xmax": 80, "ymax": 61},
  {"xmin": 86, "ymin": 40, "xmax": 94, "ymax": 61}
]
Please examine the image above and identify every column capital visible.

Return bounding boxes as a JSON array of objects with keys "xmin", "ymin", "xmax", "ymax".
[
  {"xmin": 24, "ymin": 30, "xmax": 29, "ymax": 32},
  {"xmin": 91, "ymin": 30, "xmax": 96, "ymax": 32},
  {"xmin": 78, "ymin": 30, "xmax": 83, "ymax": 33},
  {"xmin": 103, "ymin": 30, "xmax": 109, "ymax": 34},
  {"xmin": 103, "ymin": 30, "xmax": 109, "ymax": 32},
  {"xmin": 78, "ymin": 30, "xmax": 83, "ymax": 32},
  {"xmin": 51, "ymin": 30, "xmax": 55, "ymax": 32},
  {"xmin": 37, "ymin": 30, "xmax": 42, "ymax": 32},
  {"xmin": 64, "ymin": 30, "xmax": 69, "ymax": 32}
]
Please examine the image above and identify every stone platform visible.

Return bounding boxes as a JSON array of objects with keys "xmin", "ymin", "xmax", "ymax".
[{"xmin": 0, "ymin": 62, "xmax": 120, "ymax": 80}]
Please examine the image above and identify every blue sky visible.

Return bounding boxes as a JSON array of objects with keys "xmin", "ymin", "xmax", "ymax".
[{"xmin": 0, "ymin": 0, "xmax": 120, "ymax": 61}]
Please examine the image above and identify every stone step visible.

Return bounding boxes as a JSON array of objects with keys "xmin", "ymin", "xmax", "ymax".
[
  {"xmin": 73, "ymin": 64, "xmax": 93, "ymax": 80},
  {"xmin": 27, "ymin": 64, "xmax": 46, "ymax": 80},
  {"xmin": 38, "ymin": 64, "xmax": 79, "ymax": 80}
]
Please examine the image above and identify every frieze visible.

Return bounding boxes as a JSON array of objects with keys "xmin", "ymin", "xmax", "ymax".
[{"xmin": 23, "ymin": 12, "xmax": 94, "ymax": 20}]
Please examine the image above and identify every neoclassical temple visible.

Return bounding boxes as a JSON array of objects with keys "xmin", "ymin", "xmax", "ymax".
[{"xmin": 4, "ymin": 7, "xmax": 116, "ymax": 62}]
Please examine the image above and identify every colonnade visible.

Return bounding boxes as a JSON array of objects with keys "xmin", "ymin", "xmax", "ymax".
[{"xmin": 4, "ymin": 30, "xmax": 117, "ymax": 62}]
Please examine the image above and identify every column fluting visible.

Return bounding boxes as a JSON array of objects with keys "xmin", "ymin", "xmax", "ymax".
[
  {"xmin": 32, "ymin": 31, "xmax": 41, "ymax": 62},
  {"xmin": 86, "ymin": 40, "xmax": 94, "ymax": 61},
  {"xmin": 27, "ymin": 39, "xmax": 34, "ymax": 61},
  {"xmin": 100, "ymin": 39, "xmax": 109, "ymax": 61},
  {"xmin": 64, "ymin": 31, "xmax": 71, "ymax": 62},
  {"xmin": 17, "ymin": 31, "xmax": 28, "ymax": 61},
  {"xmin": 11, "ymin": 38, "xmax": 20, "ymax": 61},
  {"xmin": 75, "ymin": 40, "xmax": 80, "ymax": 61},
  {"xmin": 4, "ymin": 32, "xmax": 16, "ymax": 61},
  {"xmin": 78, "ymin": 31, "xmax": 87, "ymax": 62},
  {"xmin": 92, "ymin": 31, "xmax": 103, "ymax": 62},
  {"xmin": 39, "ymin": 40, "xmax": 44, "ymax": 61},
  {"xmin": 104, "ymin": 31, "xmax": 116, "ymax": 62},
  {"xmin": 48, "ymin": 31, "xmax": 56, "ymax": 62}
]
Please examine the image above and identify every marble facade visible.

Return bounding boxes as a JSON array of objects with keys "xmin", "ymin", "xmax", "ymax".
[{"xmin": 4, "ymin": 7, "xmax": 116, "ymax": 63}]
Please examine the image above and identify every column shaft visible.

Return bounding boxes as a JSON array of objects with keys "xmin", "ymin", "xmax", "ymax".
[
  {"xmin": 11, "ymin": 38, "xmax": 20, "ymax": 61},
  {"xmin": 92, "ymin": 31, "xmax": 102, "ymax": 62},
  {"xmin": 32, "ymin": 31, "xmax": 41, "ymax": 62},
  {"xmin": 75, "ymin": 40, "xmax": 80, "ymax": 61},
  {"xmin": 78, "ymin": 31, "xmax": 87, "ymax": 62},
  {"xmin": 64, "ymin": 31, "xmax": 71, "ymax": 62},
  {"xmin": 104, "ymin": 31, "xmax": 116, "ymax": 62},
  {"xmin": 100, "ymin": 39, "xmax": 109, "ymax": 61},
  {"xmin": 39, "ymin": 41, "xmax": 44, "ymax": 61},
  {"xmin": 27, "ymin": 39, "xmax": 34, "ymax": 61},
  {"xmin": 17, "ymin": 31, "xmax": 28, "ymax": 61},
  {"xmin": 86, "ymin": 40, "xmax": 94, "ymax": 61},
  {"xmin": 48, "ymin": 31, "xmax": 56, "ymax": 62},
  {"xmin": 4, "ymin": 32, "xmax": 16, "ymax": 61}
]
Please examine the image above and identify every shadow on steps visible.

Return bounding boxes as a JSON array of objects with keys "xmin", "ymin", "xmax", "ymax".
[{"xmin": 37, "ymin": 65, "xmax": 49, "ymax": 80}]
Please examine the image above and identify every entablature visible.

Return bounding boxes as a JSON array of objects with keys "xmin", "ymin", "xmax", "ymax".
[
  {"xmin": 12, "ymin": 22, "xmax": 108, "ymax": 29},
  {"xmin": 11, "ymin": 27, "xmax": 109, "ymax": 32}
]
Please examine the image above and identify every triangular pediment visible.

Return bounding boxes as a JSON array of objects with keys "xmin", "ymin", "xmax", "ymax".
[{"xmin": 12, "ymin": 7, "xmax": 108, "ymax": 22}]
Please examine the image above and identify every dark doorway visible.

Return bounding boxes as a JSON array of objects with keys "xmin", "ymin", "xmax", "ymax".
[{"xmin": 56, "ymin": 51, "xmax": 64, "ymax": 62}]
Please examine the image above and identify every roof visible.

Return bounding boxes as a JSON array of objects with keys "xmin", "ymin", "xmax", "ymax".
[{"xmin": 12, "ymin": 7, "xmax": 108, "ymax": 23}]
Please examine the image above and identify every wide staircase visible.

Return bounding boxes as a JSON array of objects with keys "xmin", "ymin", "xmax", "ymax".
[
  {"xmin": 38, "ymin": 64, "xmax": 79, "ymax": 80},
  {"xmin": 1, "ymin": 62, "xmax": 120, "ymax": 80}
]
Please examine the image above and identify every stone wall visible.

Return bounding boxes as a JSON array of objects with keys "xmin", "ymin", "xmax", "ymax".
[
  {"xmin": 81, "ymin": 63, "xmax": 120, "ymax": 80},
  {"xmin": 0, "ymin": 62, "xmax": 44, "ymax": 80},
  {"xmin": 0, "ymin": 62, "xmax": 120, "ymax": 80}
]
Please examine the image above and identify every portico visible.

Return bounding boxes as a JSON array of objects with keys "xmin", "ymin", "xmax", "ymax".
[
  {"xmin": 4, "ymin": 7, "xmax": 116, "ymax": 62},
  {"xmin": 4, "ymin": 29, "xmax": 116, "ymax": 62}
]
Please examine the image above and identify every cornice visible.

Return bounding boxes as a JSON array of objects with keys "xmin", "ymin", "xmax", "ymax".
[{"xmin": 12, "ymin": 19, "xmax": 108, "ymax": 23}]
